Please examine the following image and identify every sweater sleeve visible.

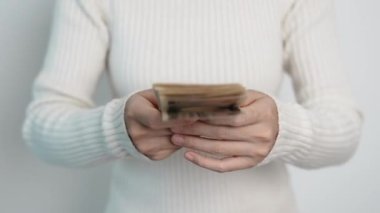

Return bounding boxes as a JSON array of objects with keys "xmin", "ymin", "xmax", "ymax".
[
  {"xmin": 259, "ymin": 0, "xmax": 363, "ymax": 169},
  {"xmin": 22, "ymin": 0, "xmax": 150, "ymax": 167}
]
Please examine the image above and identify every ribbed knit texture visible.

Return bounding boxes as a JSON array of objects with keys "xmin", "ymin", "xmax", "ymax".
[{"xmin": 22, "ymin": 0, "xmax": 362, "ymax": 212}]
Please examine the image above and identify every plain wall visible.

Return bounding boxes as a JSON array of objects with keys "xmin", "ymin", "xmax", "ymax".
[{"xmin": 0, "ymin": 0, "xmax": 379, "ymax": 212}]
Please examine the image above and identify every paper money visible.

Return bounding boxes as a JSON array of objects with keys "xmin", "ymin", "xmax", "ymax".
[{"xmin": 153, "ymin": 83, "xmax": 247, "ymax": 121}]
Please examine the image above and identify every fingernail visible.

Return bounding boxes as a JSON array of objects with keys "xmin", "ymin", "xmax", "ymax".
[{"xmin": 172, "ymin": 134, "xmax": 184, "ymax": 145}]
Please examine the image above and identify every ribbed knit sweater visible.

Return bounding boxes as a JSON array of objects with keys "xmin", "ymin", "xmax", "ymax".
[{"xmin": 22, "ymin": 0, "xmax": 363, "ymax": 212}]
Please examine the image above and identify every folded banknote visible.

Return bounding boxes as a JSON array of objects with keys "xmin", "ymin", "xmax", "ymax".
[{"xmin": 153, "ymin": 83, "xmax": 247, "ymax": 121}]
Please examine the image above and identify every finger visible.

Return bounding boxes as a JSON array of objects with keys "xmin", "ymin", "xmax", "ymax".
[
  {"xmin": 171, "ymin": 121, "xmax": 252, "ymax": 141},
  {"xmin": 199, "ymin": 90, "xmax": 267, "ymax": 127},
  {"xmin": 134, "ymin": 136, "xmax": 180, "ymax": 155},
  {"xmin": 149, "ymin": 149, "xmax": 177, "ymax": 161},
  {"xmin": 199, "ymin": 107, "xmax": 257, "ymax": 127},
  {"xmin": 171, "ymin": 134, "xmax": 254, "ymax": 156},
  {"xmin": 249, "ymin": 122, "xmax": 279, "ymax": 145},
  {"xmin": 127, "ymin": 119, "xmax": 173, "ymax": 141},
  {"xmin": 137, "ymin": 89, "xmax": 199, "ymax": 123},
  {"xmin": 133, "ymin": 99, "xmax": 197, "ymax": 129},
  {"xmin": 184, "ymin": 151, "xmax": 256, "ymax": 173}
]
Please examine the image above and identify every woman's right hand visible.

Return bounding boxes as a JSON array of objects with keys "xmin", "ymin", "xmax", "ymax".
[{"xmin": 124, "ymin": 89, "xmax": 197, "ymax": 161}]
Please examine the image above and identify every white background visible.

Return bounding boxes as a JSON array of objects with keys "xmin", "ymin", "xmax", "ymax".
[{"xmin": 0, "ymin": 0, "xmax": 379, "ymax": 212}]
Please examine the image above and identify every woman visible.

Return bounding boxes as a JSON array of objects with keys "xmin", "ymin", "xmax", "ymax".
[{"xmin": 23, "ymin": 0, "xmax": 363, "ymax": 212}]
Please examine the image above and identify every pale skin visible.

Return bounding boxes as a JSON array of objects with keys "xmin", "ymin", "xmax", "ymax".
[{"xmin": 125, "ymin": 89, "xmax": 279, "ymax": 172}]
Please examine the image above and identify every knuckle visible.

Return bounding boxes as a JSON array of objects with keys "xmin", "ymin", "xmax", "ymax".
[
  {"xmin": 149, "ymin": 150, "xmax": 171, "ymax": 161},
  {"xmin": 128, "ymin": 127, "xmax": 144, "ymax": 141},
  {"xmin": 255, "ymin": 147, "xmax": 271, "ymax": 158},
  {"xmin": 134, "ymin": 142, "xmax": 151, "ymax": 154},
  {"xmin": 125, "ymin": 109, "xmax": 138, "ymax": 123},
  {"xmin": 216, "ymin": 162, "xmax": 227, "ymax": 173},
  {"xmin": 149, "ymin": 154, "xmax": 164, "ymax": 161},
  {"xmin": 247, "ymin": 159, "xmax": 257, "ymax": 168},
  {"xmin": 257, "ymin": 127, "xmax": 275, "ymax": 142},
  {"xmin": 134, "ymin": 143, "xmax": 145, "ymax": 153},
  {"xmin": 251, "ymin": 161, "xmax": 259, "ymax": 168},
  {"xmin": 263, "ymin": 147, "xmax": 272, "ymax": 157},
  {"xmin": 136, "ymin": 141, "xmax": 165, "ymax": 155},
  {"xmin": 231, "ymin": 115, "xmax": 245, "ymax": 126},
  {"xmin": 248, "ymin": 147, "xmax": 257, "ymax": 157},
  {"xmin": 150, "ymin": 146, "xmax": 162, "ymax": 154},
  {"xmin": 125, "ymin": 110, "xmax": 135, "ymax": 120}
]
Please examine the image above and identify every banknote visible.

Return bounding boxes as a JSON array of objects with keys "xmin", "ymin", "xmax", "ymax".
[{"xmin": 153, "ymin": 83, "xmax": 247, "ymax": 121}]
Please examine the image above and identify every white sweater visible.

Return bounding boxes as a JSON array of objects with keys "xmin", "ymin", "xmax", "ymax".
[{"xmin": 22, "ymin": 0, "xmax": 362, "ymax": 212}]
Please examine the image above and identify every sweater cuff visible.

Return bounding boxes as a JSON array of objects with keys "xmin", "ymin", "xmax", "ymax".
[
  {"xmin": 258, "ymin": 97, "xmax": 313, "ymax": 166},
  {"xmin": 103, "ymin": 92, "xmax": 152, "ymax": 162}
]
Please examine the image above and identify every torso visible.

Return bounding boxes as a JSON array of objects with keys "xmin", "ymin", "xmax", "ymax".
[{"xmin": 104, "ymin": 0, "xmax": 297, "ymax": 212}]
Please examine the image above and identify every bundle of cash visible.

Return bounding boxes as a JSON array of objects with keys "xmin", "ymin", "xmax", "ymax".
[{"xmin": 153, "ymin": 83, "xmax": 247, "ymax": 121}]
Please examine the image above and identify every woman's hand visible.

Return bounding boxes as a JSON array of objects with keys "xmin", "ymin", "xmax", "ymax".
[
  {"xmin": 170, "ymin": 90, "xmax": 279, "ymax": 172},
  {"xmin": 125, "ymin": 89, "xmax": 197, "ymax": 161}
]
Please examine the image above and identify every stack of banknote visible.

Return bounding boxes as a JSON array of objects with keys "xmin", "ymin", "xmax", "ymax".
[{"xmin": 153, "ymin": 83, "xmax": 247, "ymax": 121}]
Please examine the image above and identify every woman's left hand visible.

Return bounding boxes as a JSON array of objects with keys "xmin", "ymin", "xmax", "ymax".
[{"xmin": 170, "ymin": 90, "xmax": 279, "ymax": 173}]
